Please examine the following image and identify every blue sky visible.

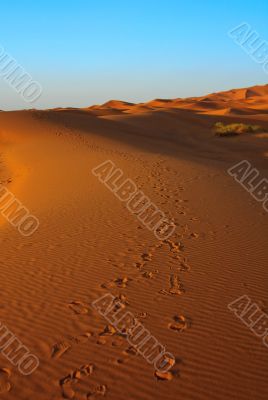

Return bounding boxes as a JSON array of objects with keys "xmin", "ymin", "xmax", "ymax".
[{"xmin": 0, "ymin": 0, "xmax": 267, "ymax": 110}]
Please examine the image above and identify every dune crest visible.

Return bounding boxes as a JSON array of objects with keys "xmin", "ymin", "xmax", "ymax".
[{"xmin": 76, "ymin": 83, "xmax": 268, "ymax": 117}]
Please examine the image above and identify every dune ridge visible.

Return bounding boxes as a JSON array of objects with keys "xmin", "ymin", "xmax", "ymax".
[{"xmin": 77, "ymin": 83, "xmax": 268, "ymax": 117}]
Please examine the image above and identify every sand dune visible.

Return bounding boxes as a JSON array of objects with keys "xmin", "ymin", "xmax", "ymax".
[
  {"xmin": 0, "ymin": 84, "xmax": 268, "ymax": 399},
  {"xmin": 76, "ymin": 83, "xmax": 268, "ymax": 118}
]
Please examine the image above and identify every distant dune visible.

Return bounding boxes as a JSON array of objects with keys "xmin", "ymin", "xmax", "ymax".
[{"xmin": 73, "ymin": 83, "xmax": 268, "ymax": 118}]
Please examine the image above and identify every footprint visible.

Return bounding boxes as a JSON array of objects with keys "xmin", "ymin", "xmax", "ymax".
[
  {"xmin": 169, "ymin": 274, "xmax": 184, "ymax": 295},
  {"xmin": 87, "ymin": 384, "xmax": 107, "ymax": 398},
  {"xmin": 154, "ymin": 371, "xmax": 173, "ymax": 381},
  {"xmin": 100, "ymin": 325, "xmax": 117, "ymax": 336},
  {"xmin": 61, "ymin": 382, "xmax": 75, "ymax": 399},
  {"xmin": 60, "ymin": 364, "xmax": 94, "ymax": 398},
  {"xmin": 141, "ymin": 253, "xmax": 153, "ymax": 262},
  {"xmin": 68, "ymin": 301, "xmax": 89, "ymax": 315},
  {"xmin": 154, "ymin": 354, "xmax": 175, "ymax": 381},
  {"xmin": 189, "ymin": 232, "xmax": 199, "ymax": 238},
  {"xmin": 52, "ymin": 333, "xmax": 92, "ymax": 359},
  {"xmin": 134, "ymin": 262, "xmax": 144, "ymax": 270},
  {"xmin": 0, "ymin": 368, "xmax": 11, "ymax": 394},
  {"xmin": 114, "ymin": 293, "xmax": 129, "ymax": 305},
  {"xmin": 168, "ymin": 315, "xmax": 189, "ymax": 332},
  {"xmin": 101, "ymin": 277, "xmax": 131, "ymax": 289},
  {"xmin": 111, "ymin": 337, "xmax": 125, "ymax": 347},
  {"xmin": 69, "ymin": 332, "xmax": 92, "ymax": 344},
  {"xmin": 164, "ymin": 239, "xmax": 182, "ymax": 254},
  {"xmin": 178, "ymin": 257, "xmax": 191, "ymax": 272},
  {"xmin": 51, "ymin": 341, "xmax": 71, "ymax": 359},
  {"xmin": 76, "ymin": 364, "xmax": 94, "ymax": 377},
  {"xmin": 142, "ymin": 271, "xmax": 154, "ymax": 279},
  {"xmin": 135, "ymin": 312, "xmax": 148, "ymax": 319},
  {"xmin": 97, "ymin": 337, "xmax": 107, "ymax": 345},
  {"xmin": 123, "ymin": 346, "xmax": 138, "ymax": 356}
]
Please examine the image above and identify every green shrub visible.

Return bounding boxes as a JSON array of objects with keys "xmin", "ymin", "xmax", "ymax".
[{"xmin": 213, "ymin": 122, "xmax": 265, "ymax": 137}]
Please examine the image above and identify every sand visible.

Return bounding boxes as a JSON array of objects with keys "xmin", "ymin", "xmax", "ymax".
[{"xmin": 0, "ymin": 84, "xmax": 267, "ymax": 399}]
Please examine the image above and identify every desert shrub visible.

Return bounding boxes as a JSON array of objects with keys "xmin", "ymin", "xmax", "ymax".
[{"xmin": 213, "ymin": 122, "xmax": 265, "ymax": 137}]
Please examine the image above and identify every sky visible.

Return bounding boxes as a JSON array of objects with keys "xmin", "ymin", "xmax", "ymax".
[{"xmin": 0, "ymin": 0, "xmax": 267, "ymax": 110}]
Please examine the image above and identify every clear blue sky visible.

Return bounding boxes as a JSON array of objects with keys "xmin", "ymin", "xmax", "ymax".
[{"xmin": 0, "ymin": 0, "xmax": 267, "ymax": 110}]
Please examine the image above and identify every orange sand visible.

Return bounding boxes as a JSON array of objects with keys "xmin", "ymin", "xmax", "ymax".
[{"xmin": 0, "ymin": 84, "xmax": 267, "ymax": 399}]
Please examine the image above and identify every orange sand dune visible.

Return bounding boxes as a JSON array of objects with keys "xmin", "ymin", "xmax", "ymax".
[
  {"xmin": 83, "ymin": 83, "xmax": 268, "ymax": 118},
  {"xmin": 0, "ymin": 84, "xmax": 268, "ymax": 400}
]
